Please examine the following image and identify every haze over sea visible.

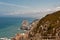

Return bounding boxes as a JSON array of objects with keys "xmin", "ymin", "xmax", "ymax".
[{"xmin": 0, "ymin": 17, "xmax": 35, "ymax": 38}]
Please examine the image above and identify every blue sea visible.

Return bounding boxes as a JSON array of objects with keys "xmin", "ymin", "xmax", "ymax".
[{"xmin": 0, "ymin": 17, "xmax": 35, "ymax": 38}]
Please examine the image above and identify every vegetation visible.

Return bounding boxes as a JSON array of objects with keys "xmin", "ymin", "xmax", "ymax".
[{"xmin": 29, "ymin": 11, "xmax": 60, "ymax": 39}]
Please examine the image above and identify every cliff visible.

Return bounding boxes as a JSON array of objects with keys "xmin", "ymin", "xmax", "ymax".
[
  {"xmin": 11, "ymin": 11, "xmax": 60, "ymax": 40},
  {"xmin": 28, "ymin": 11, "xmax": 60, "ymax": 40}
]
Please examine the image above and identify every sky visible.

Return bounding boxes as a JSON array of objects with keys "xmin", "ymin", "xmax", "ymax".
[{"xmin": 0, "ymin": 0, "xmax": 60, "ymax": 18}]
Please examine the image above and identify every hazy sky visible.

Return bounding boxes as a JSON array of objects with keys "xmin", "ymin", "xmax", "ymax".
[{"xmin": 0, "ymin": 0, "xmax": 60, "ymax": 18}]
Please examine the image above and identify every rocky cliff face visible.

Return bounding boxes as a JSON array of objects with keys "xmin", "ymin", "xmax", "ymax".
[{"xmin": 28, "ymin": 11, "xmax": 60, "ymax": 40}]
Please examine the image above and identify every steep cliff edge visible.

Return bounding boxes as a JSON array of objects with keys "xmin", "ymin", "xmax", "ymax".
[{"xmin": 28, "ymin": 11, "xmax": 60, "ymax": 40}]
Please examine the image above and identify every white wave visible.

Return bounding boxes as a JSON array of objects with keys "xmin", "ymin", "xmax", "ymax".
[{"xmin": 0, "ymin": 37, "xmax": 11, "ymax": 40}]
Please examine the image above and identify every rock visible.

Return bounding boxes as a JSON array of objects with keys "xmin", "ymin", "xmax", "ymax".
[
  {"xmin": 15, "ymin": 33, "xmax": 22, "ymax": 40},
  {"xmin": 11, "ymin": 37, "xmax": 16, "ymax": 40},
  {"xmin": 20, "ymin": 20, "xmax": 30, "ymax": 30}
]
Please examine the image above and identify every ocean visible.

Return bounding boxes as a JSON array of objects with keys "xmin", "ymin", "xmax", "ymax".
[{"xmin": 0, "ymin": 17, "xmax": 35, "ymax": 39}]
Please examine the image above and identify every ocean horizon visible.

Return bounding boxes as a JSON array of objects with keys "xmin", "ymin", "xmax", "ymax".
[{"xmin": 0, "ymin": 17, "xmax": 35, "ymax": 38}]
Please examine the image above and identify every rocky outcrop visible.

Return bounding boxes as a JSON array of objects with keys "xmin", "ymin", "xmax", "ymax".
[{"xmin": 20, "ymin": 20, "xmax": 30, "ymax": 30}]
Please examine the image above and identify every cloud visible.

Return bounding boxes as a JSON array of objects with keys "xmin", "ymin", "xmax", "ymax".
[
  {"xmin": 8, "ymin": 9, "xmax": 41, "ymax": 15},
  {"xmin": 55, "ymin": 7, "xmax": 60, "ymax": 11},
  {"xmin": 0, "ymin": 3, "xmax": 60, "ymax": 18},
  {"xmin": 7, "ymin": 6, "xmax": 60, "ymax": 15},
  {"xmin": 0, "ymin": 2, "xmax": 29, "ymax": 8}
]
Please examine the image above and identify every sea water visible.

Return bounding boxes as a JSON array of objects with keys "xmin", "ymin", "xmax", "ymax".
[{"xmin": 0, "ymin": 17, "xmax": 35, "ymax": 39}]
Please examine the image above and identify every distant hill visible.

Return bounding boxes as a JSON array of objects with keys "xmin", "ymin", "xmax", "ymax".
[{"xmin": 28, "ymin": 11, "xmax": 60, "ymax": 40}]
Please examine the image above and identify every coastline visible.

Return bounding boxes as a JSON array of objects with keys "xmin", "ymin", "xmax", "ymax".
[
  {"xmin": 11, "ymin": 11, "xmax": 60, "ymax": 40},
  {"xmin": 0, "ymin": 17, "xmax": 35, "ymax": 40}
]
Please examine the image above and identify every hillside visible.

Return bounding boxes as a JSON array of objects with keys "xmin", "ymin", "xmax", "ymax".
[
  {"xmin": 28, "ymin": 11, "xmax": 60, "ymax": 40},
  {"xmin": 11, "ymin": 11, "xmax": 60, "ymax": 40}
]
